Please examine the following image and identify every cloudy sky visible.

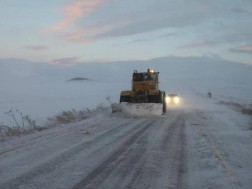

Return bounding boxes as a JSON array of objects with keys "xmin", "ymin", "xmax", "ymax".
[{"xmin": 0, "ymin": 0, "xmax": 252, "ymax": 65}]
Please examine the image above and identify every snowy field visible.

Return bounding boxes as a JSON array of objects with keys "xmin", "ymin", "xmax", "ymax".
[
  {"xmin": 0, "ymin": 56, "xmax": 252, "ymax": 188},
  {"xmin": 1, "ymin": 56, "xmax": 252, "ymax": 126}
]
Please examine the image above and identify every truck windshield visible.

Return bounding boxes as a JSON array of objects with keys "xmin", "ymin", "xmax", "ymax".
[
  {"xmin": 133, "ymin": 73, "xmax": 144, "ymax": 81},
  {"xmin": 133, "ymin": 73, "xmax": 157, "ymax": 81}
]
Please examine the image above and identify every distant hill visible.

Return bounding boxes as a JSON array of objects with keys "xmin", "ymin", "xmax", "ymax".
[{"xmin": 67, "ymin": 77, "xmax": 91, "ymax": 82}]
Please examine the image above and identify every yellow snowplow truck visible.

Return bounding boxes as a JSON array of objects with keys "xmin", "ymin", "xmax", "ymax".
[{"xmin": 120, "ymin": 69, "xmax": 166, "ymax": 114}]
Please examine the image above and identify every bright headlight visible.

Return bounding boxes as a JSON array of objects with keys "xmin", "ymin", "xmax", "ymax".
[
  {"xmin": 165, "ymin": 96, "xmax": 171, "ymax": 103},
  {"xmin": 174, "ymin": 96, "xmax": 180, "ymax": 104}
]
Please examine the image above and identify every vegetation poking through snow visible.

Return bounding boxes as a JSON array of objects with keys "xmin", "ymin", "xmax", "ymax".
[
  {"xmin": 0, "ymin": 103, "xmax": 108, "ymax": 142},
  {"xmin": 46, "ymin": 109, "xmax": 89, "ymax": 125},
  {"xmin": 241, "ymin": 106, "xmax": 252, "ymax": 116},
  {"xmin": 1, "ymin": 109, "xmax": 42, "ymax": 141},
  {"xmin": 105, "ymin": 96, "xmax": 112, "ymax": 105},
  {"xmin": 218, "ymin": 101, "xmax": 252, "ymax": 116},
  {"xmin": 46, "ymin": 103, "xmax": 107, "ymax": 126}
]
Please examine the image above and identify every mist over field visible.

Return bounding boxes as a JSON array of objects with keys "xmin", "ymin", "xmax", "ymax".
[{"xmin": 1, "ymin": 56, "xmax": 252, "ymax": 126}]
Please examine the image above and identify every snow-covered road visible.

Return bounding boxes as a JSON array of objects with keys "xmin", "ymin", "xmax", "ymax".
[{"xmin": 0, "ymin": 108, "xmax": 251, "ymax": 189}]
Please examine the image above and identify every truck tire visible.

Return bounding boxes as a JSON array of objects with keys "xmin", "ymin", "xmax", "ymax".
[
  {"xmin": 162, "ymin": 92, "xmax": 166, "ymax": 114},
  {"xmin": 149, "ymin": 95, "xmax": 160, "ymax": 103},
  {"xmin": 120, "ymin": 96, "xmax": 131, "ymax": 103}
]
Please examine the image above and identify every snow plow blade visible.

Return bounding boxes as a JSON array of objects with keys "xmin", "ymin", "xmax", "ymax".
[{"xmin": 112, "ymin": 103, "xmax": 163, "ymax": 115}]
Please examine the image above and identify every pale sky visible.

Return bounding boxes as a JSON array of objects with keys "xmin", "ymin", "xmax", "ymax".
[{"xmin": 0, "ymin": 0, "xmax": 252, "ymax": 65}]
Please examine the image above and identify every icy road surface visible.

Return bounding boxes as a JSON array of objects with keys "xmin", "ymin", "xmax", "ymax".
[{"xmin": 0, "ymin": 109, "xmax": 251, "ymax": 189}]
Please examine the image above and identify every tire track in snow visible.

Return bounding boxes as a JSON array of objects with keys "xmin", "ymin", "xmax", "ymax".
[
  {"xmin": 72, "ymin": 119, "xmax": 155, "ymax": 189},
  {"xmin": 72, "ymin": 114, "xmax": 186, "ymax": 189},
  {"xmin": 200, "ymin": 131, "xmax": 242, "ymax": 189},
  {"xmin": 0, "ymin": 117, "xmax": 123, "ymax": 157},
  {"xmin": 188, "ymin": 111, "xmax": 243, "ymax": 189},
  {"xmin": 156, "ymin": 115, "xmax": 186, "ymax": 189},
  {"xmin": 0, "ymin": 118, "xmax": 148, "ymax": 189},
  {"xmin": 121, "ymin": 116, "xmax": 185, "ymax": 189},
  {"xmin": 84, "ymin": 119, "xmax": 161, "ymax": 189}
]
